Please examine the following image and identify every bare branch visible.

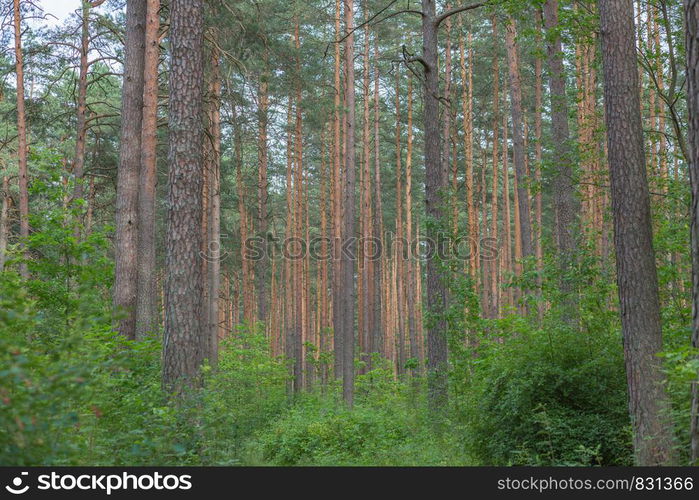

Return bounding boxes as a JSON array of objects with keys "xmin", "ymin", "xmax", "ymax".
[{"xmin": 434, "ymin": 2, "xmax": 486, "ymax": 27}]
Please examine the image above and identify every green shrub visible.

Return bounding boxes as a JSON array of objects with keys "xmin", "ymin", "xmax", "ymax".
[{"xmin": 458, "ymin": 323, "xmax": 633, "ymax": 465}]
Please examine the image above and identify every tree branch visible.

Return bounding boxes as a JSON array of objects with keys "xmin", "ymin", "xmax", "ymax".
[{"xmin": 434, "ymin": 2, "xmax": 487, "ymax": 27}]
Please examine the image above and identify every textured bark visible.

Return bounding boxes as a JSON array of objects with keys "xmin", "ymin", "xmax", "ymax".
[
  {"xmin": 114, "ymin": 0, "xmax": 146, "ymax": 339},
  {"xmin": 394, "ymin": 69, "xmax": 406, "ymax": 375},
  {"xmin": 372, "ymin": 39, "xmax": 384, "ymax": 359},
  {"xmin": 256, "ymin": 49, "xmax": 269, "ymax": 324},
  {"xmin": 72, "ymin": 0, "xmax": 91, "ymax": 212},
  {"xmin": 294, "ymin": 17, "xmax": 305, "ymax": 392},
  {"xmin": 405, "ymin": 75, "xmax": 419, "ymax": 370},
  {"xmin": 135, "ymin": 0, "xmax": 160, "ymax": 339},
  {"xmin": 504, "ymin": 18, "xmax": 533, "ymax": 260},
  {"xmin": 685, "ymin": 0, "xmax": 699, "ymax": 465},
  {"xmin": 459, "ymin": 29, "xmax": 476, "ymax": 278},
  {"xmin": 599, "ymin": 0, "xmax": 676, "ymax": 465},
  {"xmin": 162, "ymin": 0, "xmax": 205, "ymax": 392},
  {"xmin": 206, "ymin": 47, "xmax": 221, "ymax": 367},
  {"xmin": 360, "ymin": 5, "xmax": 373, "ymax": 371},
  {"xmin": 332, "ymin": 0, "xmax": 343, "ymax": 383},
  {"xmin": 534, "ymin": 11, "xmax": 544, "ymax": 279},
  {"xmin": 340, "ymin": 0, "xmax": 357, "ymax": 406},
  {"xmin": 319, "ymin": 125, "xmax": 330, "ymax": 384},
  {"xmin": 489, "ymin": 15, "xmax": 500, "ymax": 319},
  {"xmin": 422, "ymin": 0, "xmax": 448, "ymax": 411},
  {"xmin": 13, "ymin": 0, "xmax": 29, "ymax": 279},
  {"xmin": 543, "ymin": 0, "xmax": 580, "ymax": 295},
  {"xmin": 0, "ymin": 176, "xmax": 9, "ymax": 272},
  {"xmin": 502, "ymin": 111, "xmax": 512, "ymax": 307},
  {"xmin": 284, "ymin": 96, "xmax": 296, "ymax": 395}
]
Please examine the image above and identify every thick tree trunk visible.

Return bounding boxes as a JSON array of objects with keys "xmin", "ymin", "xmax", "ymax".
[
  {"xmin": 114, "ymin": 0, "xmax": 146, "ymax": 339},
  {"xmin": 684, "ymin": 0, "xmax": 699, "ymax": 465},
  {"xmin": 162, "ymin": 0, "xmax": 205, "ymax": 392},
  {"xmin": 599, "ymin": 0, "xmax": 676, "ymax": 465},
  {"xmin": 13, "ymin": 0, "xmax": 29, "ymax": 279},
  {"xmin": 135, "ymin": 0, "xmax": 160, "ymax": 339}
]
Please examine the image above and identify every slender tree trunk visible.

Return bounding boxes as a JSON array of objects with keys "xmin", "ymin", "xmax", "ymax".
[
  {"xmin": 503, "ymin": 111, "xmax": 512, "ymax": 308},
  {"xmin": 206, "ymin": 47, "xmax": 221, "ymax": 367},
  {"xmin": 257, "ymin": 49, "xmax": 270, "ymax": 325},
  {"xmin": 422, "ymin": 0, "xmax": 448, "ymax": 412},
  {"xmin": 135, "ymin": 0, "xmax": 160, "ymax": 339},
  {"xmin": 684, "ymin": 0, "xmax": 699, "ymax": 465},
  {"xmin": 534, "ymin": 11, "xmax": 544, "ymax": 281},
  {"xmin": 0, "ymin": 176, "xmax": 9, "ymax": 272},
  {"xmin": 394, "ymin": 69, "xmax": 406, "ymax": 375},
  {"xmin": 284, "ymin": 96, "xmax": 296, "ymax": 396},
  {"xmin": 332, "ymin": 0, "xmax": 344, "ymax": 383},
  {"xmin": 372, "ymin": 38, "xmax": 384, "ymax": 359},
  {"xmin": 489, "ymin": 15, "xmax": 500, "ymax": 319},
  {"xmin": 460, "ymin": 28, "xmax": 476, "ymax": 279},
  {"xmin": 13, "ymin": 0, "xmax": 29, "ymax": 279},
  {"xmin": 599, "ymin": 0, "xmax": 676, "ymax": 465},
  {"xmin": 72, "ymin": 1, "xmax": 91, "ymax": 215},
  {"xmin": 114, "ymin": 0, "xmax": 146, "ymax": 339},
  {"xmin": 340, "ymin": 0, "xmax": 357, "ymax": 406},
  {"xmin": 162, "ymin": 0, "xmax": 204, "ymax": 392},
  {"xmin": 361, "ymin": 4, "xmax": 373, "ymax": 371},
  {"xmin": 505, "ymin": 17, "xmax": 533, "ymax": 261},
  {"xmin": 543, "ymin": 0, "xmax": 580, "ymax": 298},
  {"xmin": 319, "ymin": 125, "xmax": 330, "ymax": 384},
  {"xmin": 405, "ymin": 74, "xmax": 419, "ymax": 370}
]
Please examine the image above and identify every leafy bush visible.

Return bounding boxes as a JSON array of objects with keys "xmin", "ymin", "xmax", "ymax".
[
  {"xmin": 254, "ymin": 371, "xmax": 474, "ymax": 466},
  {"xmin": 457, "ymin": 321, "xmax": 633, "ymax": 465},
  {"xmin": 198, "ymin": 324, "xmax": 288, "ymax": 464}
]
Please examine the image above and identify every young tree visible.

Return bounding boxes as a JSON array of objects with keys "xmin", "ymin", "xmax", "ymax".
[{"xmin": 599, "ymin": 0, "xmax": 676, "ymax": 465}]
